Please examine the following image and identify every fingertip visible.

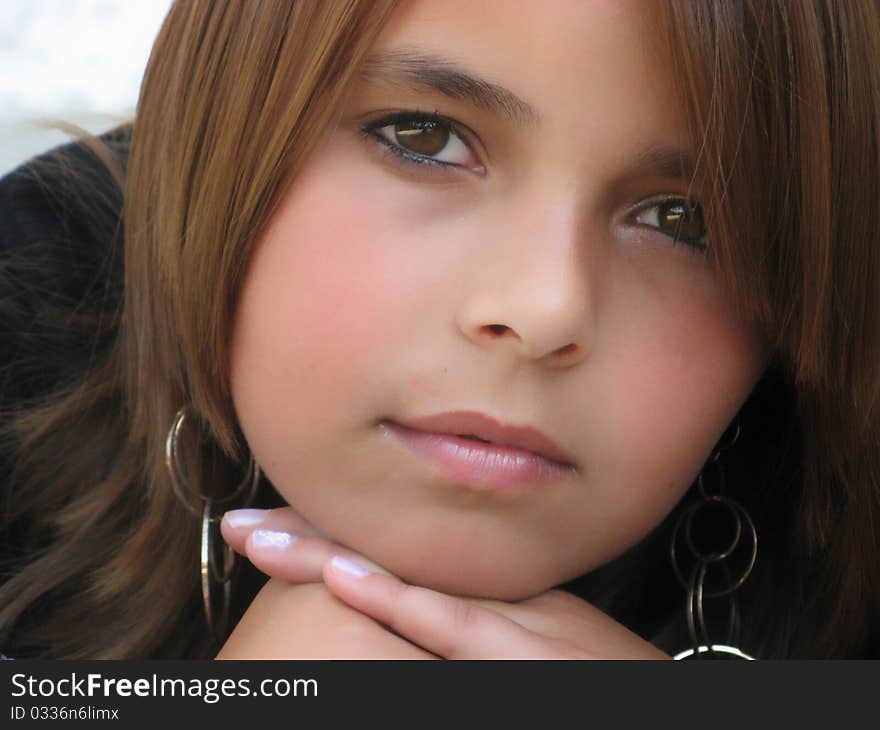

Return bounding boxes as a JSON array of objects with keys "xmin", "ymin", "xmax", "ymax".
[
  {"xmin": 328, "ymin": 554, "xmax": 373, "ymax": 579},
  {"xmin": 221, "ymin": 508, "xmax": 271, "ymax": 551},
  {"xmin": 223, "ymin": 508, "xmax": 270, "ymax": 530},
  {"xmin": 245, "ymin": 528, "xmax": 297, "ymax": 558},
  {"xmin": 219, "ymin": 515, "xmax": 242, "ymax": 553}
]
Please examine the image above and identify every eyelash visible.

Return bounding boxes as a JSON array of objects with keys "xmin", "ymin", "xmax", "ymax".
[
  {"xmin": 359, "ymin": 109, "xmax": 477, "ymax": 173},
  {"xmin": 358, "ymin": 110, "xmax": 708, "ymax": 254}
]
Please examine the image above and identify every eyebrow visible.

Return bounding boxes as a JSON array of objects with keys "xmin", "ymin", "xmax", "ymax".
[
  {"xmin": 627, "ymin": 144, "xmax": 696, "ymax": 183},
  {"xmin": 359, "ymin": 47, "xmax": 695, "ymax": 183},
  {"xmin": 359, "ymin": 47, "xmax": 542, "ymax": 129}
]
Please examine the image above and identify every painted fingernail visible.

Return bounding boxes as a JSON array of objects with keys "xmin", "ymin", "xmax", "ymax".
[
  {"xmin": 224, "ymin": 509, "xmax": 270, "ymax": 528},
  {"xmin": 330, "ymin": 555, "xmax": 372, "ymax": 578},
  {"xmin": 251, "ymin": 529, "xmax": 297, "ymax": 551}
]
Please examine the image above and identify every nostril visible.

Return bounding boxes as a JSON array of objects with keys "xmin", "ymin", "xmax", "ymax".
[{"xmin": 487, "ymin": 324, "xmax": 507, "ymax": 335}]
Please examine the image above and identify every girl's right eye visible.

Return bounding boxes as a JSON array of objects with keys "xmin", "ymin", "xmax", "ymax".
[{"xmin": 358, "ymin": 111, "xmax": 484, "ymax": 175}]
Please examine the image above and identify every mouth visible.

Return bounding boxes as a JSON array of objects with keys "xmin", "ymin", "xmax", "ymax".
[
  {"xmin": 391, "ymin": 410, "xmax": 577, "ymax": 465},
  {"xmin": 378, "ymin": 418, "xmax": 578, "ymax": 491},
  {"xmin": 458, "ymin": 434, "xmax": 492, "ymax": 443}
]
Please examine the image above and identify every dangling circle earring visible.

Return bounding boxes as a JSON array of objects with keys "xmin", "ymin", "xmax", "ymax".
[
  {"xmin": 670, "ymin": 420, "xmax": 758, "ymax": 660},
  {"xmin": 165, "ymin": 405, "xmax": 261, "ymax": 642}
]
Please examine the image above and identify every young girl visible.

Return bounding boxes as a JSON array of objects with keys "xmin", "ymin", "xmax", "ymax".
[{"xmin": 1, "ymin": 0, "xmax": 878, "ymax": 659}]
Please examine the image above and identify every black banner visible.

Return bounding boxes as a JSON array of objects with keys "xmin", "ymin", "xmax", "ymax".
[{"xmin": 0, "ymin": 660, "xmax": 874, "ymax": 725}]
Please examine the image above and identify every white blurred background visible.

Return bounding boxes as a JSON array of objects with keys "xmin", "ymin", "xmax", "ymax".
[{"xmin": 0, "ymin": 0, "xmax": 172, "ymax": 177}]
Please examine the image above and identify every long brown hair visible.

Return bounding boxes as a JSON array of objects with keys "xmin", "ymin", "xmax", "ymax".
[
  {"xmin": 0, "ymin": 0, "xmax": 399, "ymax": 659},
  {"xmin": 1, "ymin": 0, "xmax": 877, "ymax": 658},
  {"xmin": 570, "ymin": 0, "xmax": 880, "ymax": 658},
  {"xmin": 666, "ymin": 0, "xmax": 880, "ymax": 658}
]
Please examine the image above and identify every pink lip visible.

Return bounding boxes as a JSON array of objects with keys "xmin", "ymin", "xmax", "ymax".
[
  {"xmin": 395, "ymin": 411, "xmax": 577, "ymax": 465},
  {"xmin": 379, "ymin": 412, "xmax": 578, "ymax": 491}
]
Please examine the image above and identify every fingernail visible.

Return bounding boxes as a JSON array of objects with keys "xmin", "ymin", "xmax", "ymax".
[
  {"xmin": 330, "ymin": 555, "xmax": 372, "ymax": 578},
  {"xmin": 251, "ymin": 529, "xmax": 297, "ymax": 551},
  {"xmin": 224, "ymin": 509, "xmax": 269, "ymax": 528}
]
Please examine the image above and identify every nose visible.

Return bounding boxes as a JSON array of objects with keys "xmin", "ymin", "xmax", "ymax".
[{"xmin": 455, "ymin": 193, "xmax": 598, "ymax": 366}]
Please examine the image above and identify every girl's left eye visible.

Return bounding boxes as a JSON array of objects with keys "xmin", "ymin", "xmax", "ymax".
[
  {"xmin": 631, "ymin": 198, "xmax": 709, "ymax": 254},
  {"xmin": 358, "ymin": 111, "xmax": 483, "ymax": 174}
]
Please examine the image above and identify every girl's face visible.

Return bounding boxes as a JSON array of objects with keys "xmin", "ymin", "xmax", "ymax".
[{"xmin": 229, "ymin": 0, "xmax": 768, "ymax": 600}]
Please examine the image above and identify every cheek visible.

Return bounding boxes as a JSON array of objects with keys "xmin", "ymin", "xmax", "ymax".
[
  {"xmin": 596, "ymin": 279, "xmax": 763, "ymax": 537},
  {"xmin": 228, "ymin": 164, "xmax": 412, "ymax": 464}
]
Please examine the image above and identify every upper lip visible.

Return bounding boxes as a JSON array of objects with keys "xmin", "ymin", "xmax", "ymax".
[{"xmin": 390, "ymin": 410, "xmax": 578, "ymax": 468}]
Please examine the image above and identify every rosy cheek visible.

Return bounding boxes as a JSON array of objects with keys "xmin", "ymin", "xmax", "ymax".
[
  {"xmin": 232, "ymin": 158, "xmax": 414, "ymax": 432},
  {"xmin": 599, "ymin": 288, "xmax": 761, "ymax": 514}
]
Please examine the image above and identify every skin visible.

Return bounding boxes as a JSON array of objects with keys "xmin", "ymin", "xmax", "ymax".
[
  {"xmin": 227, "ymin": 0, "xmax": 769, "ymax": 606},
  {"xmin": 217, "ymin": 508, "xmax": 673, "ymax": 658}
]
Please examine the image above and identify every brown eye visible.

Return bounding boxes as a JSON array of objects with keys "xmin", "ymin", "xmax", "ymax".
[
  {"xmin": 393, "ymin": 119, "xmax": 450, "ymax": 156},
  {"xmin": 656, "ymin": 199, "xmax": 706, "ymax": 242},
  {"xmin": 633, "ymin": 198, "xmax": 708, "ymax": 252},
  {"xmin": 361, "ymin": 111, "xmax": 480, "ymax": 172}
]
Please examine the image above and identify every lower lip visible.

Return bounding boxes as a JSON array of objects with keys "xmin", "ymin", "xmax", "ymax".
[{"xmin": 379, "ymin": 420, "xmax": 577, "ymax": 490}]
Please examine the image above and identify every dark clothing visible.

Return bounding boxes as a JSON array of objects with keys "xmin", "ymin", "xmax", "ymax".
[{"xmin": 0, "ymin": 125, "xmax": 129, "ymax": 408}]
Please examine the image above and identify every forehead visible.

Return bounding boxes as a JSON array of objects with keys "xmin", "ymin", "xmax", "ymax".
[{"xmin": 369, "ymin": 0, "xmax": 687, "ymax": 153}]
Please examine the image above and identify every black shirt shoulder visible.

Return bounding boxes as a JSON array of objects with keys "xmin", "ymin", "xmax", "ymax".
[{"xmin": 0, "ymin": 124, "xmax": 130, "ymax": 407}]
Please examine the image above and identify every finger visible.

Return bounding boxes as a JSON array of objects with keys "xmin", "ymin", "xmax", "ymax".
[
  {"xmin": 472, "ymin": 590, "xmax": 603, "ymax": 640},
  {"xmin": 459, "ymin": 591, "xmax": 671, "ymax": 658},
  {"xmin": 232, "ymin": 521, "xmax": 394, "ymax": 584},
  {"xmin": 323, "ymin": 557, "xmax": 566, "ymax": 659},
  {"xmin": 243, "ymin": 530, "xmax": 387, "ymax": 583},
  {"xmin": 454, "ymin": 596, "xmax": 565, "ymax": 640},
  {"xmin": 220, "ymin": 506, "xmax": 327, "ymax": 555},
  {"xmin": 220, "ymin": 507, "xmax": 394, "ymax": 584}
]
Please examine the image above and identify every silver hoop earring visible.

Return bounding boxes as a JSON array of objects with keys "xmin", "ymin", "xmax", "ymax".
[
  {"xmin": 165, "ymin": 405, "xmax": 261, "ymax": 641},
  {"xmin": 670, "ymin": 420, "xmax": 758, "ymax": 660}
]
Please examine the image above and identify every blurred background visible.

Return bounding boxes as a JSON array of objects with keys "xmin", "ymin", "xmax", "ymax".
[{"xmin": 0, "ymin": 0, "xmax": 171, "ymax": 177}]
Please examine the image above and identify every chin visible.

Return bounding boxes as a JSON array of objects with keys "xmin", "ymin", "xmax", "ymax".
[{"xmin": 380, "ymin": 551, "xmax": 575, "ymax": 602}]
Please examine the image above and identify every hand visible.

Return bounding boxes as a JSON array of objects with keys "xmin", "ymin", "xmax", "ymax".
[
  {"xmin": 215, "ymin": 579, "xmax": 436, "ymax": 659},
  {"xmin": 221, "ymin": 507, "xmax": 671, "ymax": 660},
  {"xmin": 321, "ymin": 559, "xmax": 671, "ymax": 659},
  {"xmin": 218, "ymin": 508, "xmax": 433, "ymax": 659},
  {"xmin": 220, "ymin": 506, "xmax": 396, "ymax": 582}
]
